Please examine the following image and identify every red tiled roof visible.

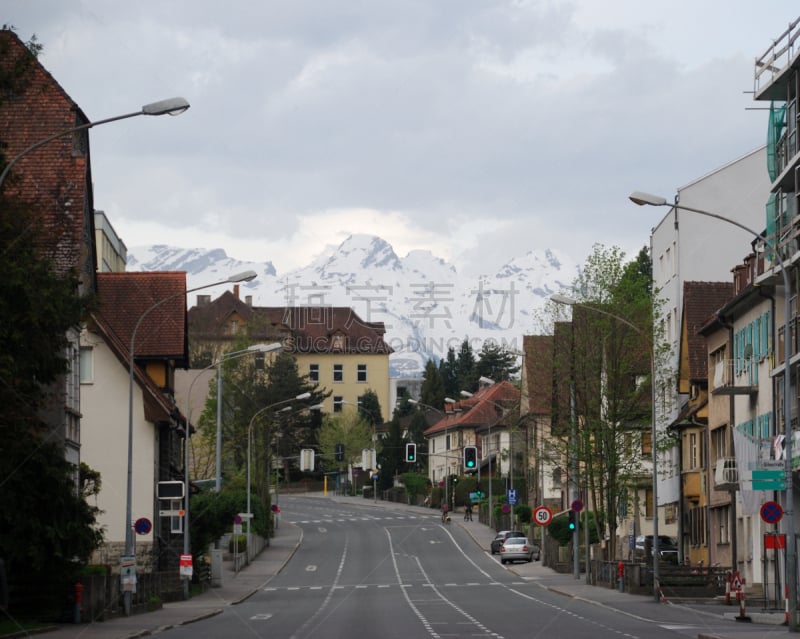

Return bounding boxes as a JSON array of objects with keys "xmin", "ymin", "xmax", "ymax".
[
  {"xmin": 189, "ymin": 292, "xmax": 393, "ymax": 354},
  {"xmin": 97, "ymin": 272, "xmax": 188, "ymax": 360},
  {"xmin": 682, "ymin": 281, "xmax": 734, "ymax": 381},
  {"xmin": 423, "ymin": 381, "xmax": 520, "ymax": 437},
  {"xmin": 0, "ymin": 30, "xmax": 95, "ymax": 281}
]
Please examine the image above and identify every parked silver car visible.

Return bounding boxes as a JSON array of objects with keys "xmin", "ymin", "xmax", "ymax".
[
  {"xmin": 499, "ymin": 537, "xmax": 539, "ymax": 564},
  {"xmin": 490, "ymin": 530, "xmax": 526, "ymax": 554}
]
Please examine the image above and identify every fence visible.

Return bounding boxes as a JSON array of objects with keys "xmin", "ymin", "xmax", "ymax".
[
  {"xmin": 588, "ymin": 560, "xmax": 730, "ymax": 598},
  {"xmin": 76, "ymin": 569, "xmax": 183, "ymax": 622}
]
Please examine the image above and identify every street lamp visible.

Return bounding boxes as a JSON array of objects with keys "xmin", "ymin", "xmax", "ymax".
[
  {"xmin": 341, "ymin": 401, "xmax": 380, "ymax": 503},
  {"xmin": 246, "ymin": 392, "xmax": 312, "ymax": 558},
  {"xmin": 215, "ymin": 343, "xmax": 284, "ymax": 491},
  {"xmin": 630, "ymin": 190, "xmax": 796, "ymax": 621},
  {"xmin": 551, "ymin": 293, "xmax": 658, "ymax": 592},
  {"xmin": 408, "ymin": 399, "xmax": 451, "ymax": 507},
  {"xmin": 0, "ymin": 97, "xmax": 190, "ymax": 190},
  {"xmin": 124, "ymin": 269, "xmax": 256, "ymax": 612},
  {"xmin": 460, "ymin": 389, "xmax": 509, "ymax": 531}
]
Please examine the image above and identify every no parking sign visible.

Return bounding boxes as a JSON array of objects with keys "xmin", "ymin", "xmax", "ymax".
[{"xmin": 760, "ymin": 500, "xmax": 783, "ymax": 524}]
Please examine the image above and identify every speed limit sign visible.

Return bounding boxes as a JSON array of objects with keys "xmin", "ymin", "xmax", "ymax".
[{"xmin": 533, "ymin": 505, "xmax": 553, "ymax": 526}]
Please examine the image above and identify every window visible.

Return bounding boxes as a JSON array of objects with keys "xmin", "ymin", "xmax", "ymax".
[
  {"xmin": 718, "ymin": 506, "xmax": 730, "ymax": 544},
  {"xmin": 332, "ymin": 334, "xmax": 344, "ymax": 349},
  {"xmin": 645, "ymin": 488, "xmax": 653, "ymax": 518},
  {"xmin": 357, "ymin": 364, "xmax": 367, "ymax": 383},
  {"xmin": 711, "ymin": 426, "xmax": 730, "ymax": 459},
  {"xmin": 618, "ymin": 488, "xmax": 628, "ymax": 519},
  {"xmin": 688, "ymin": 505, "xmax": 707, "ymax": 546},
  {"xmin": 641, "ymin": 431, "xmax": 652, "ymax": 455},
  {"xmin": 333, "ymin": 396, "xmax": 344, "ymax": 412},
  {"xmin": 309, "ymin": 363, "xmax": 319, "ymax": 382},
  {"xmin": 688, "ymin": 433, "xmax": 699, "ymax": 469},
  {"xmin": 80, "ymin": 346, "xmax": 93, "ymax": 383},
  {"xmin": 333, "ymin": 364, "xmax": 343, "ymax": 382}
]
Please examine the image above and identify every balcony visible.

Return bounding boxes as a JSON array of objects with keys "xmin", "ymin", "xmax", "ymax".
[
  {"xmin": 714, "ymin": 457, "xmax": 738, "ymax": 491},
  {"xmin": 711, "ymin": 360, "xmax": 758, "ymax": 396}
]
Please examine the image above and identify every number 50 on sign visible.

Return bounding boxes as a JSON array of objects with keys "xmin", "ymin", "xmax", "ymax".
[{"xmin": 533, "ymin": 505, "xmax": 553, "ymax": 526}]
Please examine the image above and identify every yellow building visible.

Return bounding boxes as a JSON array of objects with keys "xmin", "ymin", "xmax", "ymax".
[{"xmin": 187, "ymin": 287, "xmax": 393, "ymax": 422}]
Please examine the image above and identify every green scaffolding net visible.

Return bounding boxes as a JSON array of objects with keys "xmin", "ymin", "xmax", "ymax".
[{"xmin": 765, "ymin": 101, "xmax": 786, "ymax": 251}]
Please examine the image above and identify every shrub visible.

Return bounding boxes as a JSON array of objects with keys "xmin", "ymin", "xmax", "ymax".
[{"xmin": 228, "ymin": 534, "xmax": 247, "ymax": 554}]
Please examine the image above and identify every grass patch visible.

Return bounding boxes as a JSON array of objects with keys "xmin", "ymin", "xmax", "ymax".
[{"xmin": 0, "ymin": 618, "xmax": 51, "ymax": 637}]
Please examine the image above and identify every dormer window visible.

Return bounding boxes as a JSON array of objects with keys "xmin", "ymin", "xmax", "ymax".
[{"xmin": 332, "ymin": 334, "xmax": 344, "ymax": 350}]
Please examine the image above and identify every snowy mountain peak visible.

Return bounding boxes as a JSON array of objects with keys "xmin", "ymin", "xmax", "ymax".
[{"xmin": 127, "ymin": 234, "xmax": 579, "ymax": 376}]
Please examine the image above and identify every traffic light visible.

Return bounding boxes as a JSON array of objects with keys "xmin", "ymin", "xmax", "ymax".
[
  {"xmin": 463, "ymin": 445, "xmax": 477, "ymax": 470},
  {"xmin": 475, "ymin": 483, "xmax": 483, "ymax": 498},
  {"xmin": 335, "ymin": 443, "xmax": 345, "ymax": 462},
  {"xmin": 568, "ymin": 510, "xmax": 578, "ymax": 531},
  {"xmin": 405, "ymin": 443, "xmax": 417, "ymax": 462}
]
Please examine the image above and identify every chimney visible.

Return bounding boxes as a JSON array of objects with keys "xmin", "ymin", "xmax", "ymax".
[
  {"xmin": 245, "ymin": 295, "xmax": 253, "ymax": 306},
  {"xmin": 234, "ymin": 284, "xmax": 240, "ymax": 299}
]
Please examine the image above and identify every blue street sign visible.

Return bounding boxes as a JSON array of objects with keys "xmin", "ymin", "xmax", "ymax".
[{"xmin": 507, "ymin": 488, "xmax": 518, "ymax": 506}]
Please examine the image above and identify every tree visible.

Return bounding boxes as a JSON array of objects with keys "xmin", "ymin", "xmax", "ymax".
[
  {"xmin": 474, "ymin": 342, "xmax": 520, "ymax": 385},
  {"xmin": 194, "ymin": 346, "xmax": 326, "ymax": 524},
  {"xmin": 455, "ymin": 339, "xmax": 478, "ymax": 391},
  {"xmin": 378, "ymin": 413, "xmax": 405, "ymax": 490},
  {"xmin": 439, "ymin": 347, "xmax": 458, "ymax": 396},
  {"xmin": 318, "ymin": 411, "xmax": 374, "ymax": 490},
  {"xmin": 420, "ymin": 358, "xmax": 445, "ymax": 407},
  {"xmin": 0, "ymin": 200, "xmax": 103, "ymax": 610},
  {"xmin": 550, "ymin": 244, "xmax": 657, "ymax": 559},
  {"xmin": 358, "ymin": 389, "xmax": 383, "ymax": 428}
]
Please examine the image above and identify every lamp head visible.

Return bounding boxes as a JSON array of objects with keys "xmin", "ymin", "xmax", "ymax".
[
  {"xmin": 228, "ymin": 270, "xmax": 258, "ymax": 283},
  {"xmin": 296, "ymin": 392, "xmax": 312, "ymax": 400},
  {"xmin": 629, "ymin": 191, "xmax": 667, "ymax": 207},
  {"xmin": 478, "ymin": 376, "xmax": 495, "ymax": 386},
  {"xmin": 142, "ymin": 97, "xmax": 190, "ymax": 116},
  {"xmin": 444, "ymin": 397, "xmax": 456, "ymax": 404},
  {"xmin": 250, "ymin": 342, "xmax": 283, "ymax": 352},
  {"xmin": 551, "ymin": 293, "xmax": 578, "ymax": 306},
  {"xmin": 460, "ymin": 391, "xmax": 473, "ymax": 398}
]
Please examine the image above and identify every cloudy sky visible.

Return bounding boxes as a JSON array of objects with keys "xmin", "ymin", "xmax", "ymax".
[{"xmin": 5, "ymin": 1, "xmax": 799, "ymax": 276}]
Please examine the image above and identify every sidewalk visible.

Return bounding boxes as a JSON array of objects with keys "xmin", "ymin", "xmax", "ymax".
[
  {"xmin": 33, "ymin": 520, "xmax": 302, "ymax": 639},
  {"xmin": 26, "ymin": 496, "xmax": 788, "ymax": 639}
]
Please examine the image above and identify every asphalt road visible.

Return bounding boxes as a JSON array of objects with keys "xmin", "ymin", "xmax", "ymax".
[{"xmin": 157, "ymin": 496, "xmax": 785, "ymax": 639}]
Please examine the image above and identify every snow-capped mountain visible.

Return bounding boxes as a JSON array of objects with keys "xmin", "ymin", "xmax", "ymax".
[{"xmin": 127, "ymin": 234, "xmax": 579, "ymax": 376}]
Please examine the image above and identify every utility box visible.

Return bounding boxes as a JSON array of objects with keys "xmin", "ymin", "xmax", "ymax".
[{"xmin": 210, "ymin": 549, "xmax": 223, "ymax": 588}]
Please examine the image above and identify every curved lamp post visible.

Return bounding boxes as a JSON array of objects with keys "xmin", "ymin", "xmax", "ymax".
[
  {"xmin": 341, "ymin": 401, "xmax": 380, "ymax": 503},
  {"xmin": 214, "ymin": 343, "xmax": 283, "ymax": 491},
  {"xmin": 0, "ymin": 97, "xmax": 190, "ymax": 190},
  {"xmin": 124, "ymin": 269, "xmax": 256, "ymax": 612},
  {"xmin": 630, "ymin": 190, "xmax": 796, "ymax": 623},
  {"xmin": 552, "ymin": 293, "xmax": 658, "ymax": 592},
  {"xmin": 460, "ymin": 388, "xmax": 508, "ymax": 530},
  {"xmin": 409, "ymin": 399, "xmax": 459, "ymax": 512},
  {"xmin": 246, "ymin": 392, "xmax": 312, "ymax": 559}
]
